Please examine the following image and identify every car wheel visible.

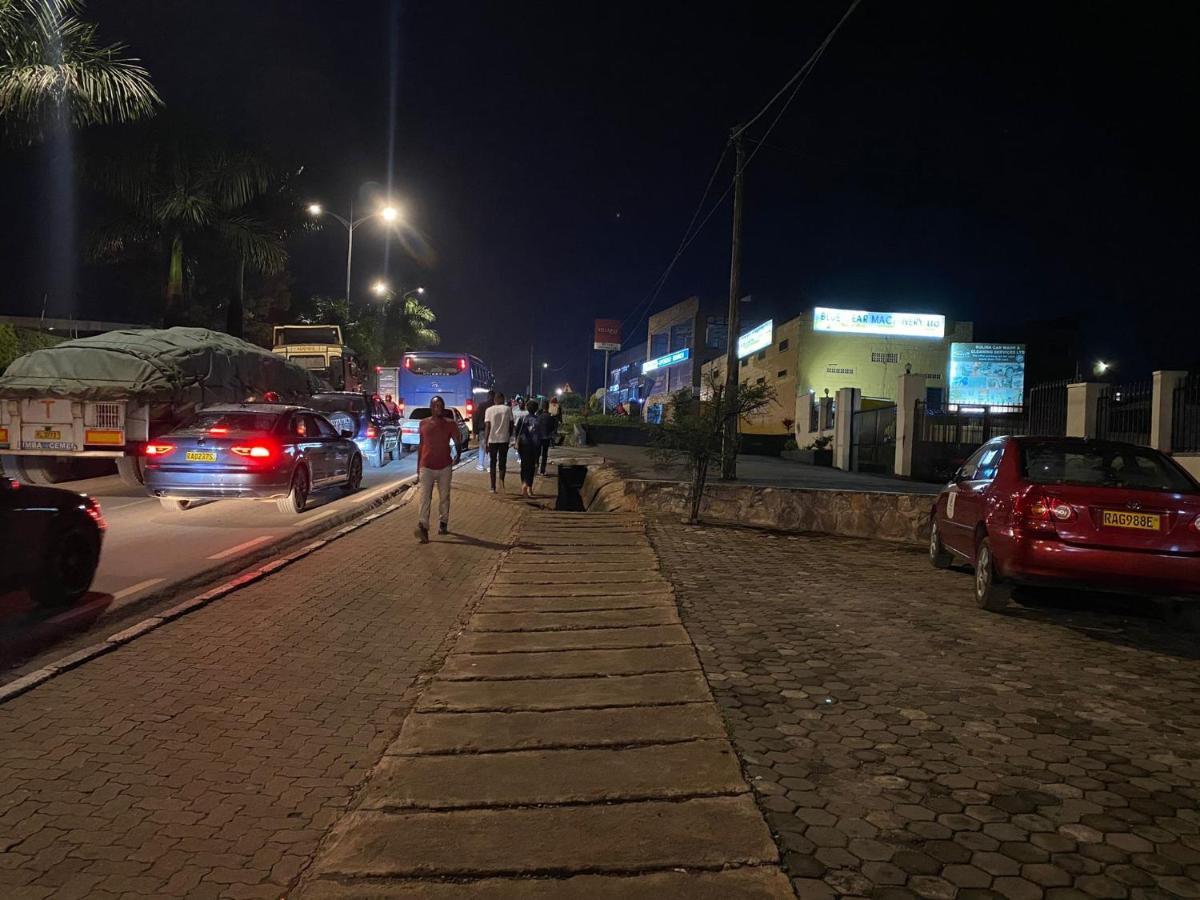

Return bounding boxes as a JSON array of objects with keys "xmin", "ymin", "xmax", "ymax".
[
  {"xmin": 277, "ymin": 466, "xmax": 310, "ymax": 514},
  {"xmin": 974, "ymin": 536, "xmax": 1011, "ymax": 611},
  {"xmin": 115, "ymin": 456, "xmax": 145, "ymax": 487},
  {"xmin": 159, "ymin": 498, "xmax": 190, "ymax": 513},
  {"xmin": 374, "ymin": 441, "xmax": 388, "ymax": 468},
  {"xmin": 35, "ymin": 520, "xmax": 100, "ymax": 606},
  {"xmin": 343, "ymin": 454, "xmax": 363, "ymax": 492},
  {"xmin": 929, "ymin": 519, "xmax": 953, "ymax": 569}
]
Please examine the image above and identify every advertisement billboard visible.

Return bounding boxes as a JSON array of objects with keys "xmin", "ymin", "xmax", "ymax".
[
  {"xmin": 593, "ymin": 319, "xmax": 622, "ymax": 351},
  {"xmin": 813, "ymin": 307, "xmax": 945, "ymax": 339},
  {"xmin": 642, "ymin": 347, "xmax": 690, "ymax": 374},
  {"xmin": 948, "ymin": 343, "xmax": 1026, "ymax": 407},
  {"xmin": 736, "ymin": 320, "xmax": 773, "ymax": 358}
]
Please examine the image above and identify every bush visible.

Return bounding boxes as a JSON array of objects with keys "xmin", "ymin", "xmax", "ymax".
[{"xmin": 0, "ymin": 326, "xmax": 63, "ymax": 373}]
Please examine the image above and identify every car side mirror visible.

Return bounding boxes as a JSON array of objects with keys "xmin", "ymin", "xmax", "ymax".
[
  {"xmin": 952, "ymin": 467, "xmax": 967, "ymax": 483},
  {"xmin": 340, "ymin": 429, "xmax": 354, "ymax": 439}
]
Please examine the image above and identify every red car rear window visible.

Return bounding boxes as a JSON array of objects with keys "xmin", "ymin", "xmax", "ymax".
[{"xmin": 1021, "ymin": 442, "xmax": 1197, "ymax": 493}]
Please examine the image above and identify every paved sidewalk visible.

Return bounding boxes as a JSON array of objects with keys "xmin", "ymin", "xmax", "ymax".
[
  {"xmin": 298, "ymin": 508, "xmax": 793, "ymax": 897},
  {"xmin": 0, "ymin": 467, "xmax": 520, "ymax": 899},
  {"xmin": 649, "ymin": 518, "xmax": 1200, "ymax": 900}
]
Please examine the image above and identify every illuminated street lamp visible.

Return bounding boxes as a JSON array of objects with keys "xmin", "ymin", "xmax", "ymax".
[
  {"xmin": 371, "ymin": 279, "xmax": 390, "ymax": 297},
  {"xmin": 540, "ymin": 361, "xmax": 549, "ymax": 395},
  {"xmin": 306, "ymin": 199, "xmax": 404, "ymax": 305},
  {"xmin": 1094, "ymin": 360, "xmax": 1111, "ymax": 376},
  {"xmin": 555, "ymin": 387, "xmax": 563, "ymax": 396}
]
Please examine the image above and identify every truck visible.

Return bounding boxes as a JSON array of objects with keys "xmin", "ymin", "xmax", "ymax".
[
  {"xmin": 0, "ymin": 327, "xmax": 321, "ymax": 486},
  {"xmin": 271, "ymin": 324, "xmax": 365, "ymax": 392}
]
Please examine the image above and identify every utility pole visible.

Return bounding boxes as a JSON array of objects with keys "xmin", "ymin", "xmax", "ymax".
[
  {"xmin": 720, "ymin": 128, "xmax": 746, "ymax": 480},
  {"xmin": 602, "ymin": 350, "xmax": 610, "ymax": 414},
  {"xmin": 528, "ymin": 345, "xmax": 534, "ymax": 398}
]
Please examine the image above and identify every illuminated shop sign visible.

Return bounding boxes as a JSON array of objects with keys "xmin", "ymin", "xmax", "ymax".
[
  {"xmin": 642, "ymin": 347, "xmax": 691, "ymax": 374},
  {"xmin": 813, "ymin": 307, "xmax": 945, "ymax": 338},
  {"xmin": 736, "ymin": 320, "xmax": 773, "ymax": 358},
  {"xmin": 948, "ymin": 343, "xmax": 1026, "ymax": 407}
]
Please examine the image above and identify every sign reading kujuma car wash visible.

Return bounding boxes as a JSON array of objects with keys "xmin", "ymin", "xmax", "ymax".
[
  {"xmin": 813, "ymin": 307, "xmax": 945, "ymax": 339},
  {"xmin": 736, "ymin": 320, "xmax": 773, "ymax": 358},
  {"xmin": 948, "ymin": 343, "xmax": 1026, "ymax": 407},
  {"xmin": 593, "ymin": 319, "xmax": 621, "ymax": 352}
]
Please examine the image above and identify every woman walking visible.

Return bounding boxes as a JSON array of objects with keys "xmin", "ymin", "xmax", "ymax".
[{"xmin": 514, "ymin": 398, "xmax": 542, "ymax": 496}]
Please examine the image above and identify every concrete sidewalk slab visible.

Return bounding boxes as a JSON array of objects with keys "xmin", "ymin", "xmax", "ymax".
[
  {"xmin": 438, "ymin": 645, "xmax": 700, "ymax": 680},
  {"xmin": 456, "ymin": 623, "xmax": 691, "ymax": 652},
  {"xmin": 477, "ymin": 592, "xmax": 676, "ymax": 612},
  {"xmin": 312, "ymin": 796, "xmax": 779, "ymax": 877},
  {"xmin": 483, "ymin": 583, "xmax": 672, "ymax": 597},
  {"xmin": 416, "ymin": 671, "xmax": 711, "ymax": 711},
  {"xmin": 394, "ymin": 704, "xmax": 727, "ymax": 754},
  {"xmin": 469, "ymin": 607, "xmax": 680, "ymax": 631},
  {"xmin": 362, "ymin": 739, "xmax": 745, "ymax": 808}
]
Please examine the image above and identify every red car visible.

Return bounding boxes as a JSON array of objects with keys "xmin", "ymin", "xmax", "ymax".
[{"xmin": 929, "ymin": 436, "xmax": 1200, "ymax": 610}]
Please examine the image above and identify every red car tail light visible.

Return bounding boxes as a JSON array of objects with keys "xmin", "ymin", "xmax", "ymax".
[
  {"xmin": 366, "ymin": 425, "xmax": 378, "ymax": 439},
  {"xmin": 82, "ymin": 496, "xmax": 107, "ymax": 531},
  {"xmin": 404, "ymin": 357, "xmax": 413, "ymax": 369},
  {"xmin": 144, "ymin": 443, "xmax": 176, "ymax": 457},
  {"xmin": 208, "ymin": 426, "xmax": 229, "ymax": 435},
  {"xmin": 231, "ymin": 444, "xmax": 274, "ymax": 459},
  {"xmin": 1015, "ymin": 488, "xmax": 1075, "ymax": 532},
  {"xmin": 458, "ymin": 358, "xmax": 467, "ymax": 371},
  {"xmin": 466, "ymin": 399, "xmax": 474, "ymax": 414}
]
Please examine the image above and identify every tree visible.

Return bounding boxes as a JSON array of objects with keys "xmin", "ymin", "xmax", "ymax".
[
  {"xmin": 379, "ymin": 292, "xmax": 438, "ymax": 362},
  {"xmin": 87, "ymin": 135, "xmax": 289, "ymax": 326},
  {"xmin": 298, "ymin": 291, "xmax": 438, "ymax": 370},
  {"xmin": 0, "ymin": 0, "xmax": 160, "ymax": 142},
  {"xmin": 652, "ymin": 372, "xmax": 776, "ymax": 525}
]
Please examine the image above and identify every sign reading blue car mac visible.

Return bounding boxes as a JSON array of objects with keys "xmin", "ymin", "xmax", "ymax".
[
  {"xmin": 813, "ymin": 307, "xmax": 945, "ymax": 338},
  {"xmin": 642, "ymin": 347, "xmax": 690, "ymax": 374},
  {"xmin": 736, "ymin": 320, "xmax": 773, "ymax": 358},
  {"xmin": 949, "ymin": 343, "xmax": 1026, "ymax": 407}
]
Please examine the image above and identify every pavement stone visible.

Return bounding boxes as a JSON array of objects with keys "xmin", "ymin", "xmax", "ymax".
[
  {"xmin": 454, "ymin": 622, "xmax": 691, "ymax": 652},
  {"xmin": 647, "ymin": 516, "xmax": 1200, "ymax": 900},
  {"xmin": 0, "ymin": 471, "xmax": 521, "ymax": 898},
  {"xmin": 438, "ymin": 644, "xmax": 700, "ymax": 679},
  {"xmin": 469, "ymin": 606, "xmax": 680, "ymax": 630},
  {"xmin": 416, "ymin": 670, "xmax": 712, "ymax": 710}
]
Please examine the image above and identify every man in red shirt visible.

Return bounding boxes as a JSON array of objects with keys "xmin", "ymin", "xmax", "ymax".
[{"xmin": 415, "ymin": 395, "xmax": 463, "ymax": 543}]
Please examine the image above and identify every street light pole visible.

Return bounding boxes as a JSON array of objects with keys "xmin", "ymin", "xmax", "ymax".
[
  {"xmin": 540, "ymin": 362, "xmax": 548, "ymax": 395},
  {"xmin": 721, "ymin": 128, "xmax": 746, "ymax": 481},
  {"xmin": 307, "ymin": 199, "xmax": 401, "ymax": 312},
  {"xmin": 344, "ymin": 198, "xmax": 354, "ymax": 306}
]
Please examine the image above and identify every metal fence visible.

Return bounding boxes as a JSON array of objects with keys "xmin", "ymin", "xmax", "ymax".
[
  {"xmin": 851, "ymin": 405, "xmax": 897, "ymax": 473},
  {"xmin": 1096, "ymin": 379, "xmax": 1152, "ymax": 445},
  {"xmin": 1173, "ymin": 372, "xmax": 1200, "ymax": 452},
  {"xmin": 911, "ymin": 401, "xmax": 1029, "ymax": 482},
  {"xmin": 1026, "ymin": 379, "xmax": 1069, "ymax": 437}
]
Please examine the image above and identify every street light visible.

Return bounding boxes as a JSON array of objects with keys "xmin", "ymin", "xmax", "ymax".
[
  {"xmin": 540, "ymin": 361, "xmax": 549, "ymax": 395},
  {"xmin": 306, "ymin": 199, "xmax": 404, "ymax": 306},
  {"xmin": 371, "ymin": 279, "xmax": 390, "ymax": 297},
  {"xmin": 555, "ymin": 387, "xmax": 563, "ymax": 396},
  {"xmin": 1094, "ymin": 360, "xmax": 1111, "ymax": 376}
]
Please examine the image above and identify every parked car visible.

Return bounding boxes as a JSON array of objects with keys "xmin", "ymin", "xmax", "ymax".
[
  {"xmin": 0, "ymin": 476, "xmax": 105, "ymax": 605},
  {"xmin": 929, "ymin": 436, "xmax": 1200, "ymax": 610},
  {"xmin": 308, "ymin": 391, "xmax": 401, "ymax": 468},
  {"xmin": 141, "ymin": 404, "xmax": 363, "ymax": 514},
  {"xmin": 400, "ymin": 407, "xmax": 470, "ymax": 452}
]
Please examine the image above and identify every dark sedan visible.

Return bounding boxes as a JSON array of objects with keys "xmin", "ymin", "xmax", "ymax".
[
  {"xmin": 308, "ymin": 391, "xmax": 401, "ymax": 468},
  {"xmin": 141, "ymin": 404, "xmax": 363, "ymax": 514},
  {"xmin": 0, "ymin": 476, "xmax": 105, "ymax": 605}
]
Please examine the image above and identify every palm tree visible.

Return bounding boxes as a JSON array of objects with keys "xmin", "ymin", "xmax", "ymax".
[
  {"xmin": 0, "ymin": 0, "xmax": 160, "ymax": 142},
  {"xmin": 383, "ymin": 292, "xmax": 439, "ymax": 357},
  {"xmin": 88, "ymin": 137, "xmax": 289, "ymax": 326}
]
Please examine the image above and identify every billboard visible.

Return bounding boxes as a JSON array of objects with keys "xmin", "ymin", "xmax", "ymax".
[
  {"xmin": 593, "ymin": 319, "xmax": 622, "ymax": 351},
  {"xmin": 642, "ymin": 347, "xmax": 690, "ymax": 374},
  {"xmin": 737, "ymin": 320, "xmax": 773, "ymax": 358},
  {"xmin": 948, "ymin": 343, "xmax": 1026, "ymax": 407},
  {"xmin": 813, "ymin": 307, "xmax": 945, "ymax": 339}
]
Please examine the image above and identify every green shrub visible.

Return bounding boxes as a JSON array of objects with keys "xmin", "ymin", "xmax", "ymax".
[{"xmin": 0, "ymin": 326, "xmax": 63, "ymax": 373}]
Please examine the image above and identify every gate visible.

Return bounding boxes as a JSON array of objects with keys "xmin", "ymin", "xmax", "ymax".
[
  {"xmin": 911, "ymin": 401, "xmax": 1028, "ymax": 482},
  {"xmin": 1172, "ymin": 373, "xmax": 1200, "ymax": 452},
  {"xmin": 1096, "ymin": 379, "xmax": 1152, "ymax": 445},
  {"xmin": 1026, "ymin": 379, "xmax": 1069, "ymax": 436},
  {"xmin": 851, "ymin": 405, "xmax": 897, "ymax": 473}
]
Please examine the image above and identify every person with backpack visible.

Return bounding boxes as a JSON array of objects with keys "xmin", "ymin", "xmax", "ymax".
[
  {"xmin": 536, "ymin": 400, "xmax": 557, "ymax": 475},
  {"xmin": 514, "ymin": 398, "xmax": 542, "ymax": 496}
]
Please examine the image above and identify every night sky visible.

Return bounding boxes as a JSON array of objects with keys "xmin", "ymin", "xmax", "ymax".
[{"xmin": 2, "ymin": 1, "xmax": 1197, "ymax": 394}]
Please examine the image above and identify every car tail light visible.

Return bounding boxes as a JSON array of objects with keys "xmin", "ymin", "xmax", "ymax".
[
  {"xmin": 144, "ymin": 443, "xmax": 176, "ymax": 457},
  {"xmin": 366, "ymin": 425, "xmax": 378, "ymax": 439},
  {"xmin": 466, "ymin": 400, "xmax": 474, "ymax": 414},
  {"xmin": 1015, "ymin": 487, "xmax": 1075, "ymax": 532},
  {"xmin": 231, "ymin": 443, "xmax": 274, "ymax": 459},
  {"xmin": 208, "ymin": 426, "xmax": 229, "ymax": 435},
  {"xmin": 404, "ymin": 357, "xmax": 413, "ymax": 370},
  {"xmin": 375, "ymin": 366, "xmax": 381, "ymax": 373},
  {"xmin": 458, "ymin": 358, "xmax": 467, "ymax": 371},
  {"xmin": 82, "ymin": 496, "xmax": 107, "ymax": 531}
]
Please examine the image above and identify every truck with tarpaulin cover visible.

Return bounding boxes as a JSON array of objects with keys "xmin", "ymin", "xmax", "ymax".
[{"xmin": 0, "ymin": 327, "xmax": 322, "ymax": 486}]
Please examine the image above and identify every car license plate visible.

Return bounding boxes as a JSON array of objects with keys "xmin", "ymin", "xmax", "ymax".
[
  {"xmin": 34, "ymin": 428, "xmax": 61, "ymax": 441},
  {"xmin": 1101, "ymin": 510, "xmax": 1160, "ymax": 531},
  {"xmin": 186, "ymin": 450, "xmax": 217, "ymax": 462}
]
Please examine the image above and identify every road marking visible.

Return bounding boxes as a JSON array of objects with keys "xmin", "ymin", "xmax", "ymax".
[
  {"xmin": 207, "ymin": 535, "xmax": 272, "ymax": 560},
  {"xmin": 110, "ymin": 578, "xmax": 165, "ymax": 602}
]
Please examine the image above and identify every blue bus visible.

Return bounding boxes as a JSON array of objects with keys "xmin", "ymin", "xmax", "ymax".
[{"xmin": 399, "ymin": 352, "xmax": 495, "ymax": 433}]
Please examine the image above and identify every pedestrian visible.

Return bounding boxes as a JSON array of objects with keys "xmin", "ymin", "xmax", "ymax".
[
  {"xmin": 414, "ymin": 395, "xmax": 463, "ymax": 543},
  {"xmin": 536, "ymin": 399, "xmax": 557, "ymax": 475},
  {"xmin": 483, "ymin": 390, "xmax": 514, "ymax": 493},
  {"xmin": 383, "ymin": 394, "xmax": 402, "ymax": 418},
  {"xmin": 514, "ymin": 398, "xmax": 542, "ymax": 496},
  {"xmin": 474, "ymin": 389, "xmax": 495, "ymax": 472}
]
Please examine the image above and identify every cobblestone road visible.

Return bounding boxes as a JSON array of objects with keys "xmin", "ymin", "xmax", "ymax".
[
  {"xmin": 649, "ymin": 520, "xmax": 1200, "ymax": 900},
  {"xmin": 0, "ymin": 473, "xmax": 519, "ymax": 899}
]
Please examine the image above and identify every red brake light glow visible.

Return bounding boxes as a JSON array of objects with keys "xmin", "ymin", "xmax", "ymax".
[
  {"xmin": 458, "ymin": 358, "xmax": 467, "ymax": 371},
  {"xmin": 208, "ymin": 426, "xmax": 229, "ymax": 435},
  {"xmin": 466, "ymin": 400, "xmax": 474, "ymax": 414},
  {"xmin": 144, "ymin": 443, "xmax": 176, "ymax": 457},
  {"xmin": 231, "ymin": 444, "xmax": 274, "ymax": 459},
  {"xmin": 366, "ymin": 425, "xmax": 378, "ymax": 439},
  {"xmin": 1016, "ymin": 488, "xmax": 1075, "ymax": 531},
  {"xmin": 404, "ymin": 357, "xmax": 413, "ymax": 369},
  {"xmin": 83, "ymin": 497, "xmax": 107, "ymax": 531}
]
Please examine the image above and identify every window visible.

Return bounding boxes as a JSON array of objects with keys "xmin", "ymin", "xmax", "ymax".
[
  {"xmin": 958, "ymin": 445, "xmax": 989, "ymax": 481},
  {"xmin": 756, "ymin": 376, "xmax": 766, "ymax": 385},
  {"xmin": 183, "ymin": 411, "xmax": 280, "ymax": 434},
  {"xmin": 314, "ymin": 415, "xmax": 339, "ymax": 438},
  {"xmin": 778, "ymin": 339, "xmax": 789, "ymax": 352},
  {"xmin": 1021, "ymin": 442, "xmax": 1197, "ymax": 492},
  {"xmin": 756, "ymin": 350, "xmax": 766, "ymax": 361},
  {"xmin": 310, "ymin": 394, "xmax": 367, "ymax": 415},
  {"xmin": 404, "ymin": 355, "xmax": 461, "ymax": 376},
  {"xmin": 777, "ymin": 369, "xmax": 787, "ymax": 379},
  {"xmin": 871, "ymin": 352, "xmax": 900, "ymax": 364},
  {"xmin": 974, "ymin": 445, "xmax": 1004, "ymax": 482},
  {"xmin": 825, "ymin": 366, "xmax": 855, "ymax": 375}
]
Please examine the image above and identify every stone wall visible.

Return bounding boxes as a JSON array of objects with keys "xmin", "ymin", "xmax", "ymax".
[{"xmin": 581, "ymin": 463, "xmax": 933, "ymax": 545}]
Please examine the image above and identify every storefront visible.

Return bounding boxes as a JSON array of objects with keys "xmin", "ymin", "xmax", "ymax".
[{"xmin": 642, "ymin": 297, "xmax": 727, "ymax": 420}]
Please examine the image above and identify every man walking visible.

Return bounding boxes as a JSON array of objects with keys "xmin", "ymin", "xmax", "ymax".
[
  {"xmin": 474, "ymin": 389, "xmax": 495, "ymax": 472},
  {"xmin": 483, "ymin": 391, "xmax": 514, "ymax": 493},
  {"xmin": 415, "ymin": 395, "xmax": 463, "ymax": 543}
]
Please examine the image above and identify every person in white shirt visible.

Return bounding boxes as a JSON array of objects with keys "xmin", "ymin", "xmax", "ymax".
[{"xmin": 483, "ymin": 392, "xmax": 515, "ymax": 493}]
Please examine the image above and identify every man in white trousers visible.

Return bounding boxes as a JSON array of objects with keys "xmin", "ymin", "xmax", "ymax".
[{"xmin": 414, "ymin": 395, "xmax": 463, "ymax": 543}]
